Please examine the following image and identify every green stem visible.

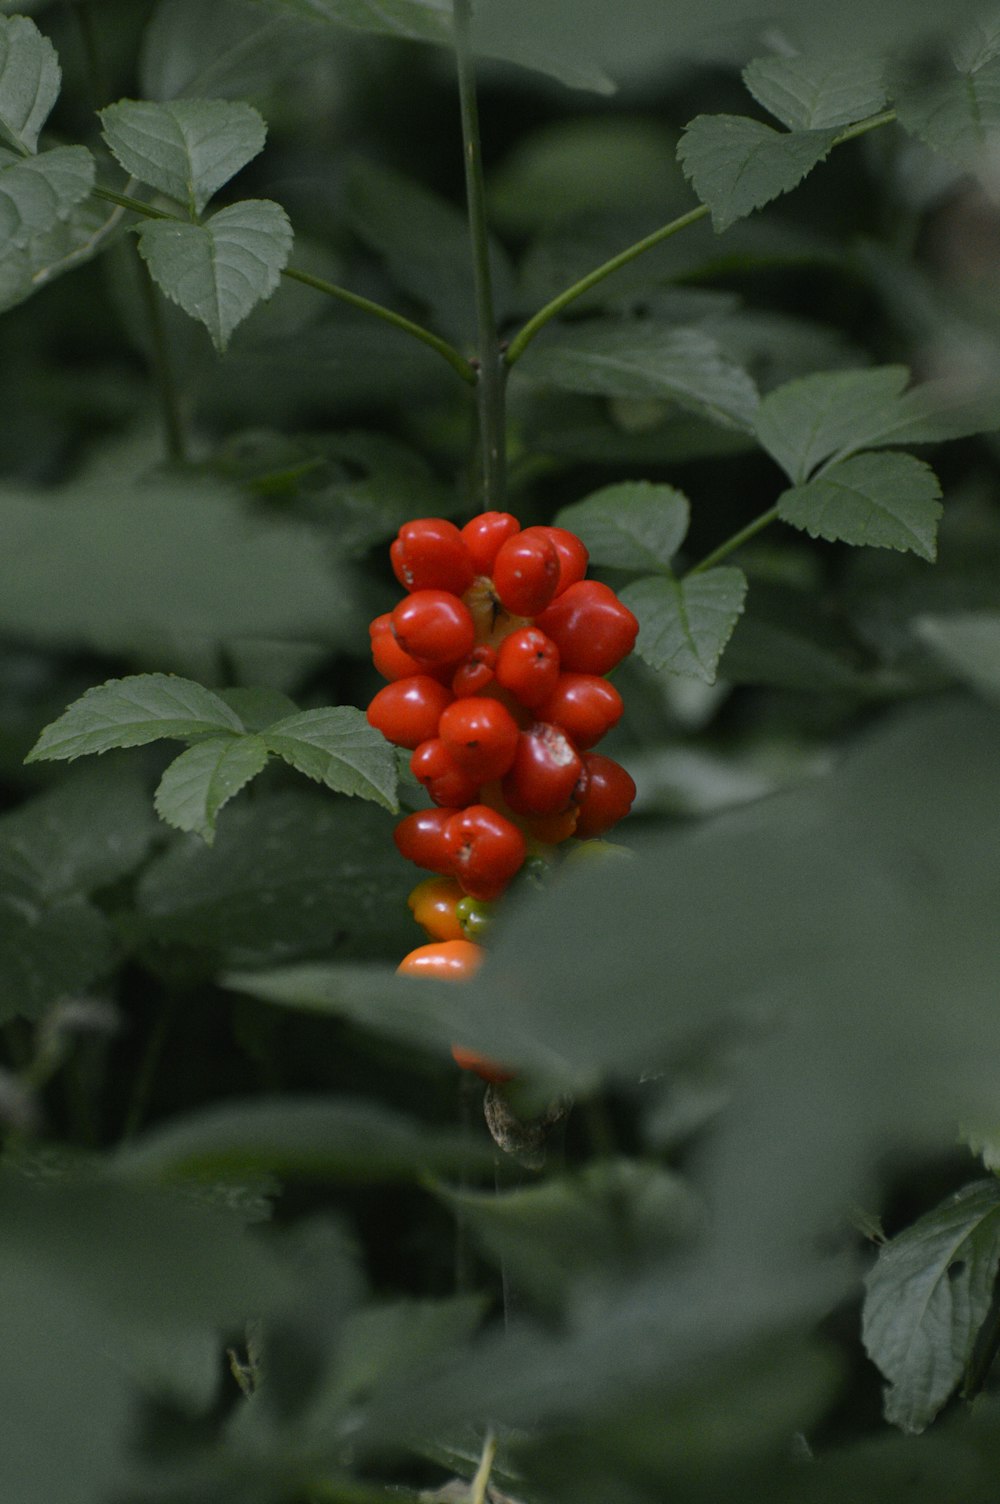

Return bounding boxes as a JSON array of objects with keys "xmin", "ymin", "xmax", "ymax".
[
  {"xmin": 91, "ymin": 187, "xmax": 476, "ymax": 386},
  {"xmin": 686, "ymin": 505, "xmax": 780, "ymax": 575},
  {"xmin": 503, "ymin": 109, "xmax": 899, "ymax": 368},
  {"xmin": 505, "ymin": 203, "xmax": 710, "ymax": 367},
  {"xmin": 454, "ymin": 0, "xmax": 507, "ymax": 505},
  {"xmin": 135, "ymin": 245, "xmax": 188, "ymax": 463}
]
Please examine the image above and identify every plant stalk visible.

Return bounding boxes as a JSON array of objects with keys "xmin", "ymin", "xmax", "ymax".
[
  {"xmin": 454, "ymin": 0, "xmax": 507, "ymax": 506},
  {"xmin": 135, "ymin": 245, "xmax": 188, "ymax": 464}
]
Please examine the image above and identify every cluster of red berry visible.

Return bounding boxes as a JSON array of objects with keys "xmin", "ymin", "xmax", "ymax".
[{"xmin": 366, "ymin": 512, "xmax": 638, "ymax": 1080}]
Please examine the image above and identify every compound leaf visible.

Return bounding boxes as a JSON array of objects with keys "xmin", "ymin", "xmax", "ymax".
[
  {"xmin": 754, "ymin": 366, "xmax": 911, "ymax": 482},
  {"xmin": 863, "ymin": 1180, "xmax": 1000, "ymax": 1433},
  {"xmin": 26, "ymin": 674, "xmax": 244, "ymax": 763},
  {"xmin": 100, "ymin": 97, "xmax": 267, "ymax": 215},
  {"xmin": 620, "ymin": 568, "xmax": 748, "ymax": 683},
  {"xmin": 776, "ymin": 451, "xmax": 942, "ymax": 560},
  {"xmin": 555, "ymin": 481, "xmax": 690, "ymax": 572},
  {"xmin": 154, "ymin": 734, "xmax": 271, "ymax": 842},
  {"xmin": 0, "ymin": 14, "xmax": 59, "ymax": 154},
  {"xmin": 743, "ymin": 52, "xmax": 888, "ymax": 131},
  {"xmin": 263, "ymin": 706, "xmax": 398, "ymax": 812},
  {"xmin": 0, "ymin": 145, "xmax": 93, "ymax": 248},
  {"xmin": 677, "ymin": 114, "xmax": 837, "ymax": 232},
  {"xmin": 137, "ymin": 199, "xmax": 293, "ymax": 351}
]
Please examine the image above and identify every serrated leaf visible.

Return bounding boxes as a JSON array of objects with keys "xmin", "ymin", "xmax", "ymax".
[
  {"xmin": 677, "ymin": 114, "xmax": 837, "ymax": 232},
  {"xmin": 754, "ymin": 366, "xmax": 912, "ymax": 482},
  {"xmin": 777, "ymin": 452, "xmax": 942, "ymax": 560},
  {"xmin": 0, "ymin": 14, "xmax": 60, "ymax": 154},
  {"xmin": 154, "ymin": 735, "xmax": 270, "ymax": 842},
  {"xmin": 896, "ymin": 54, "xmax": 1000, "ymax": 173},
  {"xmin": 263, "ymin": 706, "xmax": 398, "ymax": 812},
  {"xmin": 0, "ymin": 145, "xmax": 94, "ymax": 249},
  {"xmin": 523, "ymin": 321, "xmax": 760, "ymax": 432},
  {"xmin": 26, "ymin": 674, "xmax": 244, "ymax": 763},
  {"xmin": 137, "ymin": 199, "xmax": 292, "ymax": 351},
  {"xmin": 619, "ymin": 568, "xmax": 748, "ymax": 683},
  {"xmin": 743, "ymin": 52, "xmax": 887, "ymax": 131},
  {"xmin": 114, "ymin": 1096, "xmax": 491, "ymax": 1182},
  {"xmin": 914, "ymin": 612, "xmax": 1000, "ymax": 702},
  {"xmin": 100, "ymin": 98, "xmax": 267, "ymax": 216},
  {"xmin": 555, "ymin": 481, "xmax": 690, "ymax": 572},
  {"xmin": 863, "ymin": 1180, "xmax": 1000, "ymax": 1433}
]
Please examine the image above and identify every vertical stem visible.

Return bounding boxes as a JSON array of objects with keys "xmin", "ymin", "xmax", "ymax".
[
  {"xmin": 134, "ymin": 247, "xmax": 188, "ymax": 464},
  {"xmin": 453, "ymin": 0, "xmax": 506, "ymax": 507}
]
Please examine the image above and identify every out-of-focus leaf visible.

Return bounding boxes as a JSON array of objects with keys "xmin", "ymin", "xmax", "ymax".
[
  {"xmin": 138, "ymin": 200, "xmax": 294, "ymax": 352},
  {"xmin": 114, "ymin": 1096, "xmax": 492, "ymax": 1182},
  {"xmin": 896, "ymin": 53, "xmax": 1000, "ymax": 174},
  {"xmin": 521, "ymin": 320, "xmax": 760, "ymax": 431},
  {"xmin": 555, "ymin": 481, "xmax": 690, "ymax": 571},
  {"xmin": 0, "ymin": 146, "xmax": 93, "ymax": 247},
  {"xmin": 914, "ymin": 611, "xmax": 1000, "ymax": 700},
  {"xmin": 0, "ymin": 895, "xmax": 114, "ymax": 1024},
  {"xmin": 620, "ymin": 568, "xmax": 748, "ymax": 682},
  {"xmin": 863, "ymin": 1180, "xmax": 1000, "ymax": 1432},
  {"xmin": 677, "ymin": 115, "xmax": 837, "ymax": 232},
  {"xmin": 743, "ymin": 52, "xmax": 888, "ymax": 130},
  {"xmin": 140, "ymin": 0, "xmax": 323, "ymax": 101}
]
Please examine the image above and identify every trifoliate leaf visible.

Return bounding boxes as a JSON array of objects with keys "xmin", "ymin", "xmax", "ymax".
[
  {"xmin": 776, "ymin": 451, "xmax": 942, "ymax": 560},
  {"xmin": 263, "ymin": 706, "xmax": 398, "ymax": 812},
  {"xmin": 100, "ymin": 97, "xmax": 267, "ymax": 215},
  {"xmin": 154, "ymin": 735, "xmax": 271, "ymax": 842},
  {"xmin": 743, "ymin": 52, "xmax": 887, "ymax": 131},
  {"xmin": 677, "ymin": 114, "xmax": 837, "ymax": 232},
  {"xmin": 26, "ymin": 674, "xmax": 244, "ymax": 763}
]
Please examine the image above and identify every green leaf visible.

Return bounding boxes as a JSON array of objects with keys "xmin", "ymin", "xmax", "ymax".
[
  {"xmin": 522, "ymin": 321, "xmax": 760, "ymax": 432},
  {"xmin": 677, "ymin": 115, "xmax": 837, "ymax": 232},
  {"xmin": 0, "ymin": 14, "xmax": 59, "ymax": 154},
  {"xmin": 0, "ymin": 145, "xmax": 94, "ymax": 248},
  {"xmin": 137, "ymin": 199, "xmax": 293, "ymax": 352},
  {"xmin": 0, "ymin": 763, "xmax": 158, "ymax": 902},
  {"xmin": 896, "ymin": 54, "xmax": 1000, "ymax": 173},
  {"xmin": 914, "ymin": 612, "xmax": 1000, "ymax": 702},
  {"xmin": 101, "ymin": 98, "xmax": 267, "ymax": 216},
  {"xmin": 554, "ymin": 481, "xmax": 690, "ymax": 572},
  {"xmin": 135, "ymin": 790, "xmax": 416, "ymax": 968},
  {"xmin": 754, "ymin": 366, "xmax": 911, "ymax": 482},
  {"xmin": 0, "ymin": 194, "xmax": 125, "ymax": 315},
  {"xmin": 620, "ymin": 568, "xmax": 748, "ymax": 683},
  {"xmin": 776, "ymin": 451, "xmax": 943, "ymax": 560},
  {"xmin": 25, "ymin": 673, "xmax": 244, "ymax": 763},
  {"xmin": 345, "ymin": 157, "xmax": 513, "ymax": 339},
  {"xmin": 263, "ymin": 706, "xmax": 398, "ymax": 812},
  {"xmin": 140, "ymin": 0, "xmax": 322, "ymax": 102},
  {"xmin": 863, "ymin": 1180, "xmax": 1000, "ymax": 1433},
  {"xmin": 437, "ymin": 1160, "xmax": 698, "ymax": 1308},
  {"xmin": 0, "ymin": 895, "xmax": 114, "ymax": 1024},
  {"xmin": 154, "ymin": 734, "xmax": 271, "ymax": 842},
  {"xmin": 952, "ymin": 14, "xmax": 1000, "ymax": 72},
  {"xmin": 743, "ymin": 52, "xmax": 888, "ymax": 131},
  {"xmin": 114, "ymin": 1096, "xmax": 491, "ymax": 1182}
]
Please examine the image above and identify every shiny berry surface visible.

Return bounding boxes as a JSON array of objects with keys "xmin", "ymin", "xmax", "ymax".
[
  {"xmin": 574, "ymin": 753, "xmax": 637, "ymax": 838},
  {"xmin": 396, "ymin": 938, "xmax": 483, "ymax": 980},
  {"xmin": 537, "ymin": 525, "xmax": 589, "ymax": 596},
  {"xmin": 494, "ymin": 627, "xmax": 560, "ymax": 708},
  {"xmin": 411, "ymin": 737, "xmax": 482, "ymax": 807},
  {"xmin": 391, "ymin": 518, "xmax": 475, "ymax": 595},
  {"xmin": 370, "ymin": 612, "xmax": 438, "ymax": 682},
  {"xmin": 394, "ymin": 807, "xmax": 454, "ymax": 873},
  {"xmin": 536, "ymin": 580, "xmax": 639, "ymax": 675},
  {"xmin": 443, "ymin": 804, "xmax": 527, "ymax": 900},
  {"xmin": 502, "ymin": 722, "xmax": 585, "ymax": 816},
  {"xmin": 460, "ymin": 511, "xmax": 520, "ymax": 574},
  {"xmin": 438, "ymin": 697, "xmax": 520, "ymax": 781},
  {"xmin": 367, "ymin": 675, "xmax": 452, "ymax": 749},
  {"xmin": 491, "ymin": 529, "xmax": 560, "ymax": 617},
  {"xmin": 407, "ymin": 876, "xmax": 466, "ymax": 942},
  {"xmin": 451, "ymin": 644, "xmax": 497, "ymax": 698},
  {"xmin": 391, "ymin": 589, "xmax": 476, "ymax": 666},
  {"xmin": 536, "ymin": 673, "xmax": 623, "ymax": 749}
]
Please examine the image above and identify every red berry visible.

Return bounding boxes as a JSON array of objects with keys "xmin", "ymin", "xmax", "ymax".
[
  {"xmin": 574, "ymin": 754, "xmax": 636, "ymax": 838},
  {"xmin": 450, "ymin": 1042, "xmax": 514, "ymax": 1084},
  {"xmin": 492, "ymin": 529, "xmax": 560, "ymax": 617},
  {"xmin": 370, "ymin": 613, "xmax": 440, "ymax": 682},
  {"xmin": 443, "ymin": 804, "xmax": 527, "ymax": 900},
  {"xmin": 392, "ymin": 590, "xmax": 475, "ymax": 666},
  {"xmin": 407, "ymin": 876, "xmax": 467, "ymax": 942},
  {"xmin": 537, "ymin": 525, "xmax": 589, "ymax": 596},
  {"xmin": 367, "ymin": 675, "xmax": 452, "ymax": 749},
  {"xmin": 411, "ymin": 738, "xmax": 482, "ymax": 807},
  {"xmin": 536, "ymin": 673, "xmax": 623, "ymax": 748},
  {"xmin": 461, "ymin": 511, "xmax": 521, "ymax": 574},
  {"xmin": 536, "ymin": 581, "xmax": 638, "ymax": 675},
  {"xmin": 452, "ymin": 644, "xmax": 497, "ymax": 698},
  {"xmin": 502, "ymin": 722, "xmax": 585, "ymax": 816},
  {"xmin": 438, "ymin": 697, "xmax": 520, "ymax": 781},
  {"xmin": 397, "ymin": 938, "xmax": 483, "ymax": 980},
  {"xmin": 394, "ymin": 807, "xmax": 454, "ymax": 874},
  {"xmin": 494, "ymin": 627, "xmax": 560, "ymax": 709},
  {"xmin": 391, "ymin": 518, "xmax": 475, "ymax": 595}
]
